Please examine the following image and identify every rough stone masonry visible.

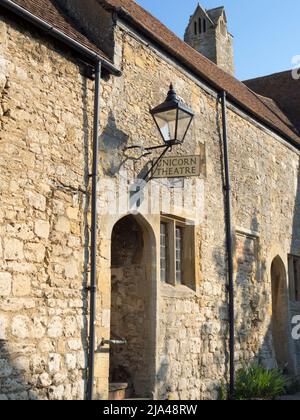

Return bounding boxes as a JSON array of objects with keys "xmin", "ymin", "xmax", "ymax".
[{"xmin": 0, "ymin": 0, "xmax": 300, "ymax": 401}]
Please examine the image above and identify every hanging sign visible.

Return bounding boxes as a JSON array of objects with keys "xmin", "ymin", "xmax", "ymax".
[{"xmin": 152, "ymin": 149, "xmax": 206, "ymax": 179}]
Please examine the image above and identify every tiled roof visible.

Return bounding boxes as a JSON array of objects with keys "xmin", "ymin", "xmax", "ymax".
[
  {"xmin": 244, "ymin": 70, "xmax": 300, "ymax": 135},
  {"xmin": 3, "ymin": 0, "xmax": 299, "ymax": 146},
  {"xmin": 257, "ymin": 95, "xmax": 297, "ymax": 131},
  {"xmin": 97, "ymin": 0, "xmax": 300, "ymax": 147},
  {"xmin": 2, "ymin": 0, "xmax": 109, "ymax": 60}
]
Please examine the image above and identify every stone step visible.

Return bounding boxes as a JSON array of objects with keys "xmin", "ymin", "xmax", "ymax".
[{"xmin": 109, "ymin": 383, "xmax": 128, "ymax": 400}]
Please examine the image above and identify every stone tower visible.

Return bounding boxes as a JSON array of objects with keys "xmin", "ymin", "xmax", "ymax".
[{"xmin": 184, "ymin": 4, "xmax": 234, "ymax": 75}]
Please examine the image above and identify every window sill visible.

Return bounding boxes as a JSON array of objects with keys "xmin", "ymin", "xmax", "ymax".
[{"xmin": 160, "ymin": 282, "xmax": 198, "ymax": 299}]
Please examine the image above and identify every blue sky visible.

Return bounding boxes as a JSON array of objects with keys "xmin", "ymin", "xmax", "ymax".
[{"xmin": 135, "ymin": 0, "xmax": 300, "ymax": 80}]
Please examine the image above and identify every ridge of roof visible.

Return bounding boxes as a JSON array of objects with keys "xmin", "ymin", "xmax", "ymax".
[
  {"xmin": 244, "ymin": 69, "xmax": 294, "ymax": 83},
  {"xmin": 207, "ymin": 6, "xmax": 224, "ymax": 12},
  {"xmin": 97, "ymin": 0, "xmax": 300, "ymax": 147}
]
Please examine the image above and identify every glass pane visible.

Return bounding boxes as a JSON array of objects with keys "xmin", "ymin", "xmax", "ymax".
[
  {"xmin": 176, "ymin": 227, "xmax": 183, "ymax": 284},
  {"xmin": 176, "ymin": 110, "xmax": 192, "ymax": 142},
  {"xmin": 154, "ymin": 109, "xmax": 177, "ymax": 142},
  {"xmin": 160, "ymin": 223, "xmax": 168, "ymax": 283}
]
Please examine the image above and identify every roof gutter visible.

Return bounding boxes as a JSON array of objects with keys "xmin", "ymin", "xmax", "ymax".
[{"xmin": 0, "ymin": 0, "xmax": 122, "ymax": 76}]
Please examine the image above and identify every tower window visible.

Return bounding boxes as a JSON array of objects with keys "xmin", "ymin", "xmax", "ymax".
[
  {"xmin": 194, "ymin": 21, "xmax": 197, "ymax": 35},
  {"xmin": 203, "ymin": 19, "xmax": 207, "ymax": 33},
  {"xmin": 198, "ymin": 18, "xmax": 202, "ymax": 34}
]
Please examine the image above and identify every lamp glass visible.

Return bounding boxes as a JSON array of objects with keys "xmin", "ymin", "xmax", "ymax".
[
  {"xmin": 153, "ymin": 109, "xmax": 178, "ymax": 143},
  {"xmin": 176, "ymin": 109, "xmax": 193, "ymax": 143}
]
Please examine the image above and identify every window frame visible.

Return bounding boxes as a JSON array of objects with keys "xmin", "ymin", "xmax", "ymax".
[
  {"xmin": 160, "ymin": 215, "xmax": 196, "ymax": 290},
  {"xmin": 160, "ymin": 222, "xmax": 168, "ymax": 283},
  {"xmin": 175, "ymin": 226, "xmax": 183, "ymax": 284},
  {"xmin": 288, "ymin": 254, "xmax": 300, "ymax": 302}
]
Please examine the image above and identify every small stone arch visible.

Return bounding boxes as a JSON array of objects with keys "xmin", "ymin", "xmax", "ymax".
[
  {"xmin": 271, "ymin": 255, "xmax": 290, "ymax": 371},
  {"xmin": 109, "ymin": 213, "xmax": 157, "ymax": 399}
]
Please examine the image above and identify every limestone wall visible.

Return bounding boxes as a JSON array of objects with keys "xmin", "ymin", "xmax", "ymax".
[
  {"xmin": 0, "ymin": 14, "xmax": 95, "ymax": 400},
  {"xmin": 101, "ymin": 23, "xmax": 300, "ymax": 399},
  {"xmin": 1, "ymin": 7, "xmax": 300, "ymax": 401}
]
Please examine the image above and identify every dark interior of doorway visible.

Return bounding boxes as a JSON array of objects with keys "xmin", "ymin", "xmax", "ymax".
[{"xmin": 109, "ymin": 215, "xmax": 153, "ymax": 400}]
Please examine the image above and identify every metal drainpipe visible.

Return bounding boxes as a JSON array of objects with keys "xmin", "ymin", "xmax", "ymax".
[
  {"xmin": 87, "ymin": 60, "xmax": 102, "ymax": 401},
  {"xmin": 220, "ymin": 91, "xmax": 235, "ymax": 400}
]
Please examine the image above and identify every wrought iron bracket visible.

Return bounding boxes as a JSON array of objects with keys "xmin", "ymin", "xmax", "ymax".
[
  {"xmin": 123, "ymin": 144, "xmax": 173, "ymax": 183},
  {"xmin": 142, "ymin": 145, "xmax": 172, "ymax": 182}
]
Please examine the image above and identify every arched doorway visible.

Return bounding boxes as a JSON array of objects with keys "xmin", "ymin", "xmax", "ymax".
[
  {"xmin": 271, "ymin": 256, "xmax": 289, "ymax": 371},
  {"xmin": 109, "ymin": 215, "xmax": 156, "ymax": 399}
]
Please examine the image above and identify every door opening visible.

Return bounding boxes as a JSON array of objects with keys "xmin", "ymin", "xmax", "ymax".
[
  {"xmin": 109, "ymin": 215, "xmax": 155, "ymax": 399},
  {"xmin": 271, "ymin": 256, "xmax": 289, "ymax": 372}
]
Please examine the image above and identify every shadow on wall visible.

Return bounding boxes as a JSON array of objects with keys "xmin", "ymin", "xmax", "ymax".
[
  {"xmin": 289, "ymin": 155, "xmax": 300, "ymax": 375},
  {"xmin": 214, "ymin": 97, "xmax": 275, "ymax": 389},
  {"xmin": 0, "ymin": 340, "xmax": 37, "ymax": 400},
  {"xmin": 100, "ymin": 111, "xmax": 129, "ymax": 176},
  {"xmin": 212, "ymin": 214, "xmax": 274, "ymax": 397},
  {"xmin": 155, "ymin": 339, "xmax": 175, "ymax": 400},
  {"xmin": 99, "ymin": 111, "xmax": 153, "ymax": 180},
  {"xmin": 233, "ymin": 215, "xmax": 274, "ymax": 370},
  {"xmin": 216, "ymin": 91, "xmax": 283, "ymax": 385}
]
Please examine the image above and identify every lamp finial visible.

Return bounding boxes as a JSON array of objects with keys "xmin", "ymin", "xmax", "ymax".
[{"xmin": 166, "ymin": 83, "xmax": 177, "ymax": 102}]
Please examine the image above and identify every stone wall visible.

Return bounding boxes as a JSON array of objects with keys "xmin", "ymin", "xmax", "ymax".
[
  {"xmin": 1, "ymin": 4, "xmax": 300, "ymax": 401},
  {"xmin": 99, "ymin": 22, "xmax": 300, "ymax": 399},
  {"xmin": 215, "ymin": 29, "xmax": 234, "ymax": 76},
  {"xmin": 184, "ymin": 22, "xmax": 217, "ymax": 66},
  {"xmin": 0, "ymin": 14, "xmax": 95, "ymax": 400}
]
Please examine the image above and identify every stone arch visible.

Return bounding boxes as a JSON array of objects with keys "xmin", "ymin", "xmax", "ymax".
[
  {"xmin": 271, "ymin": 255, "xmax": 290, "ymax": 371},
  {"xmin": 108, "ymin": 213, "xmax": 157, "ymax": 399}
]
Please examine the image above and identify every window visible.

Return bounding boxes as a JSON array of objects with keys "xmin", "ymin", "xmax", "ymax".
[
  {"xmin": 288, "ymin": 255, "xmax": 300, "ymax": 302},
  {"xmin": 198, "ymin": 18, "xmax": 202, "ymax": 34},
  {"xmin": 203, "ymin": 19, "xmax": 207, "ymax": 33},
  {"xmin": 160, "ymin": 222, "xmax": 168, "ymax": 283},
  {"xmin": 194, "ymin": 21, "xmax": 197, "ymax": 35},
  {"xmin": 160, "ymin": 216, "xmax": 196, "ymax": 290}
]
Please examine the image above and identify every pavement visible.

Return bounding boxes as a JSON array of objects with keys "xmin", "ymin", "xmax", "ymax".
[{"xmin": 276, "ymin": 393, "xmax": 300, "ymax": 400}]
